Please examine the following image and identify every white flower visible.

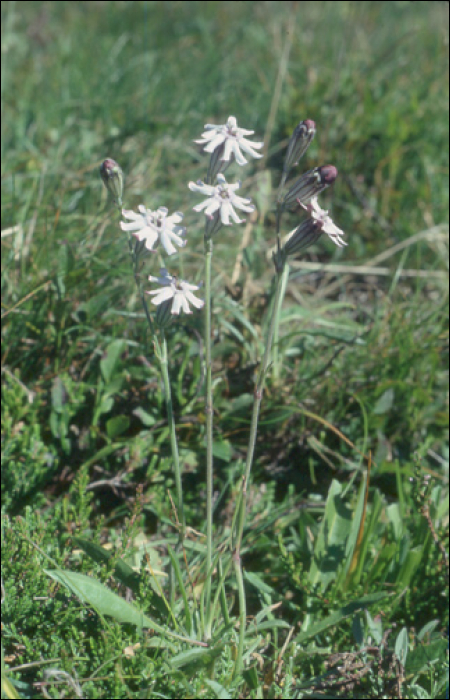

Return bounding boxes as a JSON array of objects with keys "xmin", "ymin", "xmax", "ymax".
[
  {"xmin": 146, "ymin": 268, "xmax": 204, "ymax": 316},
  {"xmin": 189, "ymin": 174, "xmax": 255, "ymax": 225},
  {"xmin": 300, "ymin": 196, "xmax": 347, "ymax": 248},
  {"xmin": 120, "ymin": 205, "xmax": 186, "ymax": 256},
  {"xmin": 195, "ymin": 115, "xmax": 263, "ymax": 166}
]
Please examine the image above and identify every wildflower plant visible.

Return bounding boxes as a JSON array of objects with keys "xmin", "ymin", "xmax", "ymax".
[{"xmin": 99, "ymin": 114, "xmax": 345, "ymax": 673}]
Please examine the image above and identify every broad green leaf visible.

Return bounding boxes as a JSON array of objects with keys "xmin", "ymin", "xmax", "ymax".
[
  {"xmin": 396, "ymin": 546, "xmax": 423, "ymax": 588},
  {"xmin": 73, "ymin": 537, "xmax": 167, "ymax": 614},
  {"xmin": 73, "ymin": 537, "xmax": 141, "ymax": 592},
  {"xmin": 45, "ymin": 569, "xmax": 199, "ymax": 647},
  {"xmin": 395, "ymin": 627, "xmax": 409, "ymax": 666},
  {"xmin": 308, "ymin": 479, "xmax": 353, "ymax": 592},
  {"xmin": 51, "ymin": 377, "xmax": 67, "ymax": 413},
  {"xmin": 106, "ymin": 415, "xmax": 130, "ymax": 439},
  {"xmin": 365, "ymin": 610, "xmax": 384, "ymax": 645},
  {"xmin": 243, "ymin": 666, "xmax": 259, "ymax": 691},
  {"xmin": 405, "ymin": 638, "xmax": 448, "ymax": 674},
  {"xmin": 373, "ymin": 388, "xmax": 395, "ymax": 415},
  {"xmin": 100, "ymin": 339, "xmax": 126, "ymax": 383},
  {"xmin": 295, "ymin": 592, "xmax": 389, "ymax": 644},
  {"xmin": 417, "ymin": 620, "xmax": 441, "ymax": 640},
  {"xmin": 133, "ymin": 406, "xmax": 156, "ymax": 426},
  {"xmin": 204, "ymin": 679, "xmax": 232, "ymax": 699},
  {"xmin": 212, "ymin": 439, "xmax": 232, "ymax": 462},
  {"xmin": 386, "ymin": 502, "xmax": 403, "ymax": 540},
  {"xmin": 45, "ymin": 569, "xmax": 158, "ymax": 628}
]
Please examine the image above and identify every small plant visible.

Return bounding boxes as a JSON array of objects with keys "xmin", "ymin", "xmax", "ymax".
[{"xmin": 58, "ymin": 116, "xmax": 345, "ymax": 669}]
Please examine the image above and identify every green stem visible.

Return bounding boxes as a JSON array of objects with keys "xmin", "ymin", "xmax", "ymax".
[
  {"xmin": 160, "ymin": 331, "xmax": 185, "ymax": 537},
  {"xmin": 230, "ymin": 262, "xmax": 288, "ymax": 674},
  {"xmin": 232, "ymin": 260, "xmax": 289, "ymax": 553},
  {"xmin": 232, "ymin": 552, "xmax": 246, "ymax": 679},
  {"xmin": 204, "ymin": 236, "xmax": 214, "ymax": 639},
  {"xmin": 272, "ymin": 262, "xmax": 290, "ymax": 383}
]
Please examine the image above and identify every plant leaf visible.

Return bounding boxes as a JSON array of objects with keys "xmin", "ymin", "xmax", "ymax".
[{"xmin": 295, "ymin": 592, "xmax": 390, "ymax": 644}]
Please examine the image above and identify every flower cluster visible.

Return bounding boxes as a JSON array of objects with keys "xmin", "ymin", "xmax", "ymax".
[
  {"xmin": 102, "ymin": 113, "xmax": 345, "ymax": 323},
  {"xmin": 108, "ymin": 116, "xmax": 263, "ymax": 322},
  {"xmin": 275, "ymin": 119, "xmax": 345, "ymax": 254}
]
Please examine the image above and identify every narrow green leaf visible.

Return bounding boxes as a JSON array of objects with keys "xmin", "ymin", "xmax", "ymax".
[
  {"xmin": 169, "ymin": 644, "xmax": 224, "ymax": 670},
  {"xmin": 204, "ymin": 679, "xmax": 232, "ymax": 699},
  {"xmin": 295, "ymin": 592, "xmax": 390, "ymax": 644},
  {"xmin": 248, "ymin": 620, "xmax": 291, "ymax": 634},
  {"xmin": 395, "ymin": 627, "xmax": 409, "ymax": 666},
  {"xmin": 244, "ymin": 571, "xmax": 275, "ymax": 597},
  {"xmin": 167, "ymin": 544, "xmax": 192, "ymax": 635}
]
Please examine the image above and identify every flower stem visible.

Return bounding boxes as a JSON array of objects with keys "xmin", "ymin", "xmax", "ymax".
[
  {"xmin": 232, "ymin": 551, "xmax": 246, "ymax": 679},
  {"xmin": 231, "ymin": 261, "xmax": 288, "ymax": 657},
  {"xmin": 204, "ymin": 235, "xmax": 214, "ymax": 639},
  {"xmin": 231, "ymin": 264, "xmax": 288, "ymax": 548},
  {"xmin": 160, "ymin": 330, "xmax": 185, "ymax": 538},
  {"xmin": 272, "ymin": 261, "xmax": 290, "ymax": 383}
]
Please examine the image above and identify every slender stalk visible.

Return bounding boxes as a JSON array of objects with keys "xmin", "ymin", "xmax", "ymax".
[
  {"xmin": 232, "ymin": 552, "xmax": 247, "ymax": 679},
  {"xmin": 272, "ymin": 261, "xmax": 290, "ymax": 383},
  {"xmin": 231, "ymin": 260, "xmax": 288, "ymax": 568},
  {"xmin": 231, "ymin": 267, "xmax": 287, "ymax": 547},
  {"xmin": 242, "ymin": 262, "xmax": 287, "ymax": 499},
  {"xmin": 229, "ymin": 263, "xmax": 288, "ymax": 673},
  {"xmin": 160, "ymin": 330, "xmax": 185, "ymax": 536},
  {"xmin": 204, "ymin": 235, "xmax": 214, "ymax": 639},
  {"xmin": 105, "ymin": 171, "xmax": 184, "ymax": 609}
]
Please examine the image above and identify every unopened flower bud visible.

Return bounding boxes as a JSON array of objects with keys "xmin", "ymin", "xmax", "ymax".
[
  {"xmin": 154, "ymin": 299, "xmax": 173, "ymax": 328},
  {"xmin": 100, "ymin": 158, "xmax": 123, "ymax": 206},
  {"xmin": 284, "ymin": 218, "xmax": 322, "ymax": 256},
  {"xmin": 282, "ymin": 165, "xmax": 338, "ymax": 211},
  {"xmin": 283, "ymin": 119, "xmax": 316, "ymax": 175},
  {"xmin": 204, "ymin": 210, "xmax": 223, "ymax": 239},
  {"xmin": 206, "ymin": 144, "xmax": 233, "ymax": 183}
]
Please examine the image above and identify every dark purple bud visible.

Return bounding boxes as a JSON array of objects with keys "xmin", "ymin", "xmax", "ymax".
[
  {"xmin": 283, "ymin": 119, "xmax": 316, "ymax": 175},
  {"xmin": 282, "ymin": 165, "xmax": 338, "ymax": 210},
  {"xmin": 319, "ymin": 164, "xmax": 338, "ymax": 185}
]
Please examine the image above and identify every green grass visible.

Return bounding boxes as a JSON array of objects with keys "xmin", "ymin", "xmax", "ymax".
[{"xmin": 1, "ymin": 1, "xmax": 449, "ymax": 698}]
